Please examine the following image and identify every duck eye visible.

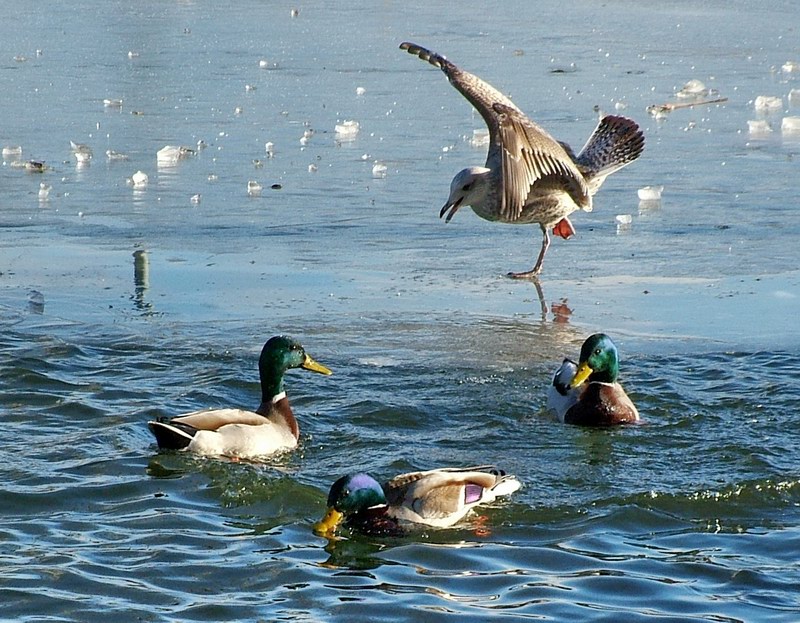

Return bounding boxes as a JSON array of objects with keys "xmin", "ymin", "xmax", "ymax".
[{"xmin": 594, "ymin": 348, "xmax": 601, "ymax": 355}]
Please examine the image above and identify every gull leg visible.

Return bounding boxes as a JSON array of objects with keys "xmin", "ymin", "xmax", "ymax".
[{"xmin": 508, "ymin": 224, "xmax": 549, "ymax": 280}]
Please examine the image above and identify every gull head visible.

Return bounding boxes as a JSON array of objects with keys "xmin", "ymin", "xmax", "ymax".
[{"xmin": 440, "ymin": 166, "xmax": 490, "ymax": 222}]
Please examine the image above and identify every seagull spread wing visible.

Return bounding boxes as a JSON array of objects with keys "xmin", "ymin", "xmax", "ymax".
[{"xmin": 492, "ymin": 103, "xmax": 590, "ymax": 220}]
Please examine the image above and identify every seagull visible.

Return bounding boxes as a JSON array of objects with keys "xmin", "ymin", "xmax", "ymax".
[{"xmin": 400, "ymin": 42, "xmax": 645, "ymax": 279}]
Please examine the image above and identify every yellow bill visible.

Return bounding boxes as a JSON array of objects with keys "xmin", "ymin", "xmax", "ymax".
[
  {"xmin": 302, "ymin": 354, "xmax": 332, "ymax": 375},
  {"xmin": 569, "ymin": 361, "xmax": 593, "ymax": 388},
  {"xmin": 313, "ymin": 507, "xmax": 344, "ymax": 536}
]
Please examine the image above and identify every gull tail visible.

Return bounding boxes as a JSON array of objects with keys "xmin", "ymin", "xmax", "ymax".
[
  {"xmin": 399, "ymin": 41, "xmax": 455, "ymax": 73},
  {"xmin": 148, "ymin": 419, "xmax": 197, "ymax": 450},
  {"xmin": 574, "ymin": 116, "xmax": 645, "ymax": 194}
]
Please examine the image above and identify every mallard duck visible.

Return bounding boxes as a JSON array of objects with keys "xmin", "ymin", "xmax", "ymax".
[
  {"xmin": 148, "ymin": 336, "xmax": 331, "ymax": 459},
  {"xmin": 547, "ymin": 333, "xmax": 639, "ymax": 426},
  {"xmin": 314, "ymin": 466, "xmax": 521, "ymax": 537},
  {"xmin": 400, "ymin": 42, "xmax": 644, "ymax": 279}
]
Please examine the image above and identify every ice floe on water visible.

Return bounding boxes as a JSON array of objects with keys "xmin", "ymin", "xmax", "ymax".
[
  {"xmin": 747, "ymin": 119, "xmax": 773, "ymax": 135},
  {"xmin": 781, "ymin": 116, "xmax": 800, "ymax": 134},
  {"xmin": 38, "ymin": 182, "xmax": 52, "ymax": 201},
  {"xmin": 356, "ymin": 86, "xmax": 366, "ymax": 96},
  {"xmin": 753, "ymin": 95, "xmax": 783, "ymax": 112},
  {"xmin": 106, "ymin": 150, "xmax": 129, "ymax": 161},
  {"xmin": 157, "ymin": 145, "xmax": 194, "ymax": 166},
  {"xmin": 103, "ymin": 98, "xmax": 123, "ymax": 108},
  {"xmin": 782, "ymin": 61, "xmax": 800, "ymax": 74},
  {"xmin": 265, "ymin": 141, "xmax": 275, "ymax": 157},
  {"xmin": 334, "ymin": 120, "xmax": 360, "ymax": 141},
  {"xmin": 676, "ymin": 79, "xmax": 709, "ymax": 99},
  {"xmin": 70, "ymin": 140, "xmax": 92, "ymax": 164},
  {"xmin": 247, "ymin": 180, "xmax": 262, "ymax": 196},
  {"xmin": 129, "ymin": 171, "xmax": 148, "ymax": 189},
  {"xmin": 2, "ymin": 145, "xmax": 22, "ymax": 159},
  {"xmin": 372, "ymin": 161, "xmax": 387, "ymax": 178},
  {"xmin": 637, "ymin": 185, "xmax": 663, "ymax": 201}
]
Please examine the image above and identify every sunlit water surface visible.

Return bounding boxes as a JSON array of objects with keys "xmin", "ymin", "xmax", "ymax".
[{"xmin": 2, "ymin": 1, "xmax": 800, "ymax": 621}]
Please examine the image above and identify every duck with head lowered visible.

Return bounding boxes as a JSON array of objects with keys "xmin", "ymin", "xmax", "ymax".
[
  {"xmin": 547, "ymin": 333, "xmax": 639, "ymax": 426},
  {"xmin": 148, "ymin": 336, "xmax": 331, "ymax": 460},
  {"xmin": 314, "ymin": 466, "xmax": 521, "ymax": 538}
]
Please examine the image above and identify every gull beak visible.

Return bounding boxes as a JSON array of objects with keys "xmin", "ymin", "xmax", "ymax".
[
  {"xmin": 313, "ymin": 507, "xmax": 344, "ymax": 536},
  {"xmin": 440, "ymin": 197, "xmax": 463, "ymax": 223},
  {"xmin": 569, "ymin": 361, "xmax": 593, "ymax": 389},
  {"xmin": 302, "ymin": 354, "xmax": 332, "ymax": 375}
]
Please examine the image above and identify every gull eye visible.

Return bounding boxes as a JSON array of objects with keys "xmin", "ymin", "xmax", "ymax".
[{"xmin": 463, "ymin": 182, "xmax": 473, "ymax": 191}]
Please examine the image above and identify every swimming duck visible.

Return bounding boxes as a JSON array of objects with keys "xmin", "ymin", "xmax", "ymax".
[
  {"xmin": 148, "ymin": 336, "xmax": 331, "ymax": 459},
  {"xmin": 314, "ymin": 466, "xmax": 521, "ymax": 537},
  {"xmin": 400, "ymin": 42, "xmax": 644, "ymax": 279},
  {"xmin": 547, "ymin": 333, "xmax": 639, "ymax": 426}
]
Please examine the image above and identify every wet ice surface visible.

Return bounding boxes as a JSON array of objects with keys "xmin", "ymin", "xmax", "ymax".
[{"xmin": 2, "ymin": 1, "xmax": 800, "ymax": 621}]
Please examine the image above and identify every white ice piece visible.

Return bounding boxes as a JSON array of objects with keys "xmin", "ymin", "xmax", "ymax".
[
  {"xmin": 781, "ymin": 116, "xmax": 800, "ymax": 134},
  {"xmin": 247, "ymin": 180, "xmax": 262, "ymax": 196},
  {"xmin": 615, "ymin": 214, "xmax": 633, "ymax": 225},
  {"xmin": 356, "ymin": 86, "xmax": 366, "ymax": 96},
  {"xmin": 637, "ymin": 186, "xmax": 663, "ymax": 201},
  {"xmin": 334, "ymin": 120, "xmax": 360, "ymax": 141},
  {"xmin": 38, "ymin": 182, "xmax": 52, "ymax": 201},
  {"xmin": 2, "ymin": 145, "xmax": 22, "ymax": 158},
  {"xmin": 372, "ymin": 161, "xmax": 388, "ymax": 178},
  {"xmin": 157, "ymin": 145, "xmax": 193, "ymax": 165},
  {"xmin": 676, "ymin": 79, "xmax": 708, "ymax": 99},
  {"xmin": 265, "ymin": 141, "xmax": 275, "ymax": 157},
  {"xmin": 781, "ymin": 61, "xmax": 800, "ymax": 74},
  {"xmin": 747, "ymin": 119, "xmax": 773, "ymax": 135},
  {"xmin": 754, "ymin": 95, "xmax": 783, "ymax": 112},
  {"xmin": 130, "ymin": 170, "xmax": 148, "ymax": 189}
]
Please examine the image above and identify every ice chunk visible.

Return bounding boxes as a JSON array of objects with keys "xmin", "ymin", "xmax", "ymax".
[
  {"xmin": 334, "ymin": 120, "xmax": 360, "ymax": 141},
  {"xmin": 70, "ymin": 140, "xmax": 92, "ymax": 163},
  {"xmin": 372, "ymin": 161, "xmax": 388, "ymax": 178},
  {"xmin": 157, "ymin": 145, "xmax": 193, "ymax": 165},
  {"xmin": 103, "ymin": 98, "xmax": 123, "ymax": 108},
  {"xmin": 308, "ymin": 164, "xmax": 318, "ymax": 173},
  {"xmin": 747, "ymin": 119, "xmax": 773, "ymax": 135},
  {"xmin": 789, "ymin": 89, "xmax": 800, "ymax": 104},
  {"xmin": 265, "ymin": 141, "xmax": 275, "ymax": 157},
  {"xmin": 130, "ymin": 171, "xmax": 148, "ymax": 189},
  {"xmin": 290, "ymin": 8, "xmax": 299, "ymax": 17},
  {"xmin": 2, "ymin": 145, "xmax": 22, "ymax": 158},
  {"xmin": 754, "ymin": 95, "xmax": 783, "ymax": 112},
  {"xmin": 190, "ymin": 193, "xmax": 201, "ymax": 205},
  {"xmin": 781, "ymin": 61, "xmax": 800, "ymax": 74},
  {"xmin": 259, "ymin": 59, "xmax": 277, "ymax": 69},
  {"xmin": 247, "ymin": 180, "xmax": 262, "ymax": 196},
  {"xmin": 676, "ymin": 79, "xmax": 708, "ymax": 99},
  {"xmin": 356, "ymin": 86, "xmax": 366, "ymax": 96},
  {"xmin": 106, "ymin": 150, "xmax": 129, "ymax": 160},
  {"xmin": 615, "ymin": 214, "xmax": 633, "ymax": 225},
  {"xmin": 38, "ymin": 182, "xmax": 52, "ymax": 201},
  {"xmin": 637, "ymin": 186, "xmax": 663, "ymax": 201},
  {"xmin": 781, "ymin": 116, "xmax": 800, "ymax": 134}
]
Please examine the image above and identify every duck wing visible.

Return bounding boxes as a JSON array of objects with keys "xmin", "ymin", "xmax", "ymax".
[{"xmin": 384, "ymin": 466, "xmax": 520, "ymax": 527}]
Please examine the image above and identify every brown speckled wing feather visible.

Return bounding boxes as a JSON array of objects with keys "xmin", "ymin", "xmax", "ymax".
[{"xmin": 493, "ymin": 104, "xmax": 590, "ymax": 221}]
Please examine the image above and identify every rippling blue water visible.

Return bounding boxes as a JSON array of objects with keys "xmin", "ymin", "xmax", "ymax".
[{"xmin": 2, "ymin": 0, "xmax": 800, "ymax": 621}]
